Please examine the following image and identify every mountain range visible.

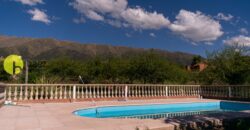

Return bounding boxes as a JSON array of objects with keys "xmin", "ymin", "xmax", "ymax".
[{"xmin": 0, "ymin": 35, "xmax": 197, "ymax": 65}]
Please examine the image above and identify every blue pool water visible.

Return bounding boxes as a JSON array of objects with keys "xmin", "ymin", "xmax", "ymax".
[{"xmin": 74, "ymin": 101, "xmax": 250, "ymax": 119}]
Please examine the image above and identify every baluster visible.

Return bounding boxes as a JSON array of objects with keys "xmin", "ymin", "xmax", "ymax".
[
  {"xmin": 99, "ymin": 86, "xmax": 103, "ymax": 98},
  {"xmin": 130, "ymin": 86, "xmax": 132, "ymax": 97},
  {"xmin": 9, "ymin": 86, "xmax": 13, "ymax": 101},
  {"xmin": 85, "ymin": 86, "xmax": 88, "ymax": 98},
  {"xmin": 89, "ymin": 86, "xmax": 93, "ymax": 98},
  {"xmin": 93, "ymin": 86, "xmax": 96, "ymax": 98},
  {"xmin": 135, "ymin": 85, "xmax": 138, "ymax": 97},
  {"xmin": 141, "ymin": 86, "xmax": 144, "ymax": 97},
  {"xmin": 30, "ymin": 86, "xmax": 34, "ymax": 100},
  {"xmin": 193, "ymin": 86, "xmax": 195, "ymax": 96},
  {"xmin": 103, "ymin": 86, "xmax": 106, "ymax": 98},
  {"xmin": 69, "ymin": 85, "xmax": 72, "ymax": 99},
  {"xmin": 50, "ymin": 86, "xmax": 54, "ymax": 99},
  {"xmin": 35, "ymin": 86, "xmax": 39, "ymax": 100},
  {"xmin": 13, "ymin": 86, "xmax": 17, "ymax": 101},
  {"xmin": 173, "ymin": 86, "xmax": 175, "ymax": 96},
  {"xmin": 118, "ymin": 86, "xmax": 121, "ymax": 98},
  {"xmin": 151, "ymin": 86, "xmax": 154, "ymax": 97},
  {"xmin": 160, "ymin": 86, "xmax": 163, "ymax": 96},
  {"xmin": 63, "ymin": 86, "xmax": 67, "ymax": 99},
  {"xmin": 112, "ymin": 85, "xmax": 114, "ymax": 98},
  {"xmin": 155, "ymin": 86, "xmax": 158, "ymax": 97},
  {"xmin": 76, "ymin": 86, "xmax": 79, "ymax": 99},
  {"xmin": 139, "ymin": 86, "xmax": 142, "ymax": 97},
  {"xmin": 173, "ymin": 86, "xmax": 176, "ymax": 96},
  {"xmin": 160, "ymin": 86, "xmax": 163, "ymax": 97},
  {"xmin": 168, "ymin": 86, "xmax": 171, "ymax": 97},
  {"xmin": 153, "ymin": 86, "xmax": 155, "ymax": 97},
  {"xmin": 96, "ymin": 86, "xmax": 99, "ymax": 98},
  {"xmin": 59, "ymin": 86, "xmax": 62, "ymax": 99},
  {"xmin": 79, "ymin": 86, "xmax": 82, "ymax": 98},
  {"xmin": 158, "ymin": 86, "xmax": 161, "ymax": 96},
  {"xmin": 19, "ymin": 85, "xmax": 23, "ymax": 100},
  {"xmin": 82, "ymin": 86, "xmax": 85, "ymax": 98},
  {"xmin": 123, "ymin": 85, "xmax": 126, "ymax": 98},
  {"xmin": 4, "ymin": 86, "xmax": 7, "ymax": 101},
  {"xmin": 115, "ymin": 85, "xmax": 117, "ymax": 98},
  {"xmin": 40, "ymin": 86, "xmax": 44, "ymax": 100},
  {"xmin": 183, "ymin": 86, "xmax": 185, "ymax": 96},
  {"xmin": 165, "ymin": 86, "xmax": 168, "ymax": 97},
  {"xmin": 54, "ymin": 86, "xmax": 58, "ymax": 99},
  {"xmin": 24, "ymin": 85, "xmax": 28, "ymax": 100},
  {"xmin": 45, "ymin": 86, "xmax": 48, "ymax": 100}
]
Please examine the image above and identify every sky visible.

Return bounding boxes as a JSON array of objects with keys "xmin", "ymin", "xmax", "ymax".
[{"xmin": 0, "ymin": 0, "xmax": 250, "ymax": 56}]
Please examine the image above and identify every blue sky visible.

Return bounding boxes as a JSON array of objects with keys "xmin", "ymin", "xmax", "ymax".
[{"xmin": 0, "ymin": 0, "xmax": 250, "ymax": 56}]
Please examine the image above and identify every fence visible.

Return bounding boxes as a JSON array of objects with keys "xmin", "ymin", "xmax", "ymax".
[
  {"xmin": 3, "ymin": 84, "xmax": 250, "ymax": 103},
  {"xmin": 4, "ymin": 84, "xmax": 200, "ymax": 102},
  {"xmin": 0, "ymin": 83, "xmax": 5, "ymax": 106}
]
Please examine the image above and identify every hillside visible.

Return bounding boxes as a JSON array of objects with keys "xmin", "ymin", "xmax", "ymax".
[{"xmin": 0, "ymin": 35, "xmax": 196, "ymax": 65}]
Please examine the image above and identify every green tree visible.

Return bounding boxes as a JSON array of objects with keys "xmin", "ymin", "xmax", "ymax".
[{"xmin": 199, "ymin": 46, "xmax": 250, "ymax": 85}]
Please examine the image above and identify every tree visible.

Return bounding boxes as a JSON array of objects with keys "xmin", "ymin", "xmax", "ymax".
[{"xmin": 199, "ymin": 45, "xmax": 250, "ymax": 85}]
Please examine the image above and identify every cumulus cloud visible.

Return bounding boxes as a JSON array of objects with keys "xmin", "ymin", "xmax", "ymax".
[
  {"xmin": 121, "ymin": 7, "xmax": 170, "ymax": 30},
  {"xmin": 216, "ymin": 13, "xmax": 234, "ymax": 21},
  {"xmin": 239, "ymin": 28, "xmax": 249, "ymax": 35},
  {"xmin": 27, "ymin": 8, "xmax": 51, "ymax": 24},
  {"xmin": 70, "ymin": 0, "xmax": 127, "ymax": 21},
  {"xmin": 70, "ymin": 0, "xmax": 170, "ymax": 30},
  {"xmin": 15, "ymin": 0, "xmax": 43, "ymax": 6},
  {"xmin": 224, "ymin": 35, "xmax": 250, "ymax": 47},
  {"xmin": 169, "ymin": 10, "xmax": 223, "ymax": 42},
  {"xmin": 70, "ymin": 1, "xmax": 224, "ymax": 43}
]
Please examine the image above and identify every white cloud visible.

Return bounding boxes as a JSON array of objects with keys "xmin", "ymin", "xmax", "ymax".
[
  {"xmin": 15, "ymin": 0, "xmax": 43, "ymax": 6},
  {"xmin": 121, "ymin": 7, "xmax": 170, "ymax": 30},
  {"xmin": 149, "ymin": 33, "xmax": 156, "ymax": 37},
  {"xmin": 27, "ymin": 8, "xmax": 51, "ymax": 24},
  {"xmin": 70, "ymin": 1, "xmax": 224, "ymax": 43},
  {"xmin": 224, "ymin": 35, "xmax": 250, "ymax": 47},
  {"xmin": 239, "ymin": 28, "xmax": 249, "ymax": 35},
  {"xmin": 216, "ymin": 13, "xmax": 234, "ymax": 21},
  {"xmin": 169, "ymin": 10, "xmax": 223, "ymax": 42},
  {"xmin": 70, "ymin": 0, "xmax": 127, "ymax": 21},
  {"xmin": 70, "ymin": 0, "xmax": 170, "ymax": 30}
]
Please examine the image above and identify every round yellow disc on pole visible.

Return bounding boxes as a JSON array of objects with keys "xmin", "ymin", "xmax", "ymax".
[{"xmin": 3, "ymin": 55, "xmax": 24, "ymax": 75}]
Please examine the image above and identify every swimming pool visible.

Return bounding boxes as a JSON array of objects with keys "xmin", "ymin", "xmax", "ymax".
[{"xmin": 73, "ymin": 101, "xmax": 250, "ymax": 119}]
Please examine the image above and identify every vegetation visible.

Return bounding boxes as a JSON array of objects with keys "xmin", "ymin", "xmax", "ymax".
[
  {"xmin": 198, "ymin": 46, "xmax": 250, "ymax": 85},
  {"xmin": 0, "ymin": 45, "xmax": 249, "ymax": 85}
]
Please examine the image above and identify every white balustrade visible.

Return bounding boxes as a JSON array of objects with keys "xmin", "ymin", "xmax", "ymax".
[{"xmin": 3, "ymin": 84, "xmax": 250, "ymax": 102}]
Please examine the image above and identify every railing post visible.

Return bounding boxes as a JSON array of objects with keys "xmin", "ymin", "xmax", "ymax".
[
  {"xmin": 165, "ymin": 86, "xmax": 168, "ymax": 97},
  {"xmin": 125, "ymin": 85, "xmax": 128, "ymax": 100},
  {"xmin": 73, "ymin": 85, "xmax": 76, "ymax": 100},
  {"xmin": 228, "ymin": 86, "xmax": 232, "ymax": 98},
  {"xmin": 0, "ymin": 83, "xmax": 5, "ymax": 107}
]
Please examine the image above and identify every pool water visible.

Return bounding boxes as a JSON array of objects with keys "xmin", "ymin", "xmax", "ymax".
[{"xmin": 73, "ymin": 101, "xmax": 250, "ymax": 119}]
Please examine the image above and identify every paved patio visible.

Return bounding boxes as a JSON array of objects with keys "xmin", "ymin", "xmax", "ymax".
[{"xmin": 0, "ymin": 98, "xmax": 218, "ymax": 130}]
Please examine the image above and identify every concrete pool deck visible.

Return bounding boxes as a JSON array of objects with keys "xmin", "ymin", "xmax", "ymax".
[{"xmin": 0, "ymin": 98, "xmax": 222, "ymax": 130}]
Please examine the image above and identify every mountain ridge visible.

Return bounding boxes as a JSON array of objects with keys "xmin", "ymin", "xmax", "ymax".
[{"xmin": 0, "ymin": 35, "xmax": 197, "ymax": 65}]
